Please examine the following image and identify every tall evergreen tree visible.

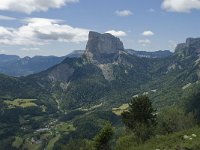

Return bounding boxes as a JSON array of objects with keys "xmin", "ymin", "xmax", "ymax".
[{"xmin": 122, "ymin": 95, "xmax": 157, "ymax": 142}]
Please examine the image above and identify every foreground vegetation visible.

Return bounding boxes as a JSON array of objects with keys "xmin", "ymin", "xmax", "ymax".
[
  {"xmin": 114, "ymin": 127, "xmax": 200, "ymax": 150},
  {"xmin": 56, "ymin": 95, "xmax": 200, "ymax": 150}
]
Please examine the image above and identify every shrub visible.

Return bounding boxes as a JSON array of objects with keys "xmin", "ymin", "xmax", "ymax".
[
  {"xmin": 157, "ymin": 106, "xmax": 196, "ymax": 134},
  {"xmin": 94, "ymin": 122, "xmax": 113, "ymax": 150}
]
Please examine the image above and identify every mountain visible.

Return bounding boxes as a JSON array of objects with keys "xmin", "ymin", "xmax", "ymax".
[
  {"xmin": 125, "ymin": 49, "xmax": 173, "ymax": 58},
  {"xmin": 0, "ymin": 50, "xmax": 84, "ymax": 77},
  {"xmin": 0, "ymin": 55, "xmax": 65, "ymax": 76},
  {"xmin": 0, "ymin": 42, "xmax": 171, "ymax": 77},
  {"xmin": 1, "ymin": 32, "xmax": 200, "ymax": 149},
  {"xmin": 0, "ymin": 54, "xmax": 20, "ymax": 62},
  {"xmin": 85, "ymin": 31, "xmax": 124, "ymax": 63},
  {"xmin": 175, "ymin": 37, "xmax": 200, "ymax": 56},
  {"xmin": 23, "ymin": 32, "xmax": 151, "ymax": 109}
]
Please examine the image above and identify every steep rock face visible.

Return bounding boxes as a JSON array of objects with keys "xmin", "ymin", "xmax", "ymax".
[
  {"xmin": 48, "ymin": 63, "xmax": 74, "ymax": 82},
  {"xmin": 175, "ymin": 38, "xmax": 200, "ymax": 56},
  {"xmin": 84, "ymin": 31, "xmax": 125, "ymax": 80},
  {"xmin": 85, "ymin": 31, "xmax": 124, "ymax": 64}
]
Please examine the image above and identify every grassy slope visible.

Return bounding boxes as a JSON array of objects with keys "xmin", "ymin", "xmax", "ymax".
[
  {"xmin": 128, "ymin": 127, "xmax": 200, "ymax": 150},
  {"xmin": 4, "ymin": 99, "xmax": 37, "ymax": 108}
]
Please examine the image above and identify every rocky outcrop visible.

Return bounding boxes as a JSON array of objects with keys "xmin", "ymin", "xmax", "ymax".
[
  {"xmin": 85, "ymin": 31, "xmax": 124, "ymax": 64},
  {"xmin": 48, "ymin": 63, "xmax": 74, "ymax": 82},
  {"xmin": 84, "ymin": 31, "xmax": 125, "ymax": 81},
  {"xmin": 175, "ymin": 38, "xmax": 200, "ymax": 56},
  {"xmin": 186, "ymin": 38, "xmax": 200, "ymax": 49}
]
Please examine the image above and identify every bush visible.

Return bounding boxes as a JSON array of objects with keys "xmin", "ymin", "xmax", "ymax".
[
  {"xmin": 57, "ymin": 139, "xmax": 94, "ymax": 150},
  {"xmin": 157, "ymin": 106, "xmax": 196, "ymax": 134},
  {"xmin": 115, "ymin": 133, "xmax": 137, "ymax": 150},
  {"xmin": 94, "ymin": 122, "xmax": 113, "ymax": 150}
]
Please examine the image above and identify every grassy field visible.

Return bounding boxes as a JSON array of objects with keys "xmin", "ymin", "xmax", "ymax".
[
  {"xmin": 4, "ymin": 99, "xmax": 37, "ymax": 109},
  {"xmin": 78, "ymin": 103, "xmax": 103, "ymax": 111},
  {"xmin": 112, "ymin": 103, "xmax": 129, "ymax": 116},
  {"xmin": 56, "ymin": 122, "xmax": 76, "ymax": 133}
]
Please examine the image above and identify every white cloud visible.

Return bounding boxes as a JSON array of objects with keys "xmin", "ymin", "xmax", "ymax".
[
  {"xmin": 0, "ymin": 15, "xmax": 16, "ymax": 20},
  {"xmin": 0, "ymin": 0, "xmax": 79, "ymax": 14},
  {"xmin": 21, "ymin": 47, "xmax": 41, "ymax": 51},
  {"xmin": 116, "ymin": 10, "xmax": 133, "ymax": 17},
  {"xmin": 0, "ymin": 17, "xmax": 89, "ymax": 46},
  {"xmin": 106, "ymin": 30, "xmax": 127, "ymax": 37},
  {"xmin": 162, "ymin": 0, "xmax": 200, "ymax": 12},
  {"xmin": 23, "ymin": 18, "xmax": 62, "ymax": 24},
  {"xmin": 138, "ymin": 39, "xmax": 151, "ymax": 46},
  {"xmin": 142, "ymin": 30, "xmax": 154, "ymax": 36},
  {"xmin": 0, "ymin": 26, "xmax": 13, "ymax": 36}
]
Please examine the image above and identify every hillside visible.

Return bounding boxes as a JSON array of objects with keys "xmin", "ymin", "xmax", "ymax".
[{"xmin": 1, "ymin": 32, "xmax": 200, "ymax": 149}]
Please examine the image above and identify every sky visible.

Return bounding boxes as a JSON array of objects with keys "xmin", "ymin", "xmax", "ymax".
[{"xmin": 0, "ymin": 0, "xmax": 200, "ymax": 57}]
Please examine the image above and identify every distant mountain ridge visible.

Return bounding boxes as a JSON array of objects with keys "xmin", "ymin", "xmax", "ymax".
[
  {"xmin": 125, "ymin": 49, "xmax": 172, "ymax": 58},
  {"xmin": 0, "ymin": 50, "xmax": 84, "ymax": 77},
  {"xmin": 0, "ymin": 54, "xmax": 20, "ymax": 63}
]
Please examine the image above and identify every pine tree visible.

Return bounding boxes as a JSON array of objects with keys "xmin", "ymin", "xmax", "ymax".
[{"xmin": 122, "ymin": 95, "xmax": 157, "ymax": 142}]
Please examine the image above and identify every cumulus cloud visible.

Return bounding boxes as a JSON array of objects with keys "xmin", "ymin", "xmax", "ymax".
[
  {"xmin": 0, "ymin": 27, "xmax": 13, "ymax": 36},
  {"xmin": 162, "ymin": 0, "xmax": 200, "ymax": 12},
  {"xmin": 0, "ymin": 17, "xmax": 89, "ymax": 46},
  {"xmin": 142, "ymin": 30, "xmax": 154, "ymax": 36},
  {"xmin": 116, "ymin": 10, "xmax": 133, "ymax": 17},
  {"xmin": 0, "ymin": 15, "xmax": 16, "ymax": 20},
  {"xmin": 0, "ymin": 0, "xmax": 79, "ymax": 14},
  {"xmin": 106, "ymin": 30, "xmax": 127, "ymax": 37},
  {"xmin": 138, "ymin": 39, "xmax": 151, "ymax": 46},
  {"xmin": 0, "ymin": 27, "xmax": 15, "ymax": 44}
]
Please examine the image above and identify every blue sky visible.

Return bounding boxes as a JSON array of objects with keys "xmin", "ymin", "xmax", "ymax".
[{"xmin": 0, "ymin": 0, "xmax": 200, "ymax": 57}]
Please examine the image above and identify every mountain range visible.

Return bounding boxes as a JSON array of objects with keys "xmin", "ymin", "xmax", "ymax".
[
  {"xmin": 0, "ymin": 31, "xmax": 200, "ymax": 149},
  {"xmin": 0, "ymin": 50, "xmax": 84, "ymax": 77},
  {"xmin": 0, "ymin": 49, "xmax": 172, "ymax": 77}
]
